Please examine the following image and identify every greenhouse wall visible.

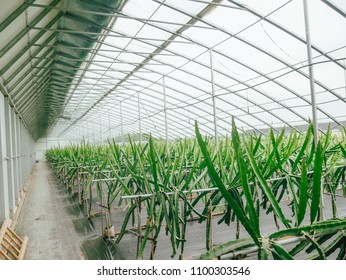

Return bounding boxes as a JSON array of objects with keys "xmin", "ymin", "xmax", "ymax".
[{"xmin": 0, "ymin": 93, "xmax": 35, "ymax": 224}]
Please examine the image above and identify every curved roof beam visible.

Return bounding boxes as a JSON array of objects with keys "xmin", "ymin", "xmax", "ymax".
[
  {"xmin": 58, "ymin": 0, "xmax": 344, "ymax": 139},
  {"xmin": 65, "ymin": 65, "xmax": 267, "ymax": 138},
  {"xmin": 227, "ymin": 0, "xmax": 346, "ymax": 71},
  {"xmin": 82, "ymin": 98, "xmax": 203, "ymax": 140},
  {"xmin": 58, "ymin": 1, "xmax": 224, "ymax": 134},
  {"xmin": 69, "ymin": 64, "xmax": 275, "ymax": 137},
  {"xmin": 155, "ymin": 1, "xmax": 346, "ymax": 108},
  {"xmin": 92, "ymin": 30, "xmax": 333, "ymax": 127},
  {"xmin": 60, "ymin": 29, "xmax": 301, "ymax": 133},
  {"xmin": 321, "ymin": 0, "xmax": 346, "ymax": 19},
  {"xmin": 105, "ymin": 11, "xmax": 340, "ymax": 126}
]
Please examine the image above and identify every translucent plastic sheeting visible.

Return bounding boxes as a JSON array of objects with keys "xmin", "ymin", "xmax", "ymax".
[
  {"xmin": 0, "ymin": 0, "xmax": 125, "ymax": 139},
  {"xmin": 20, "ymin": 0, "xmax": 346, "ymax": 141}
]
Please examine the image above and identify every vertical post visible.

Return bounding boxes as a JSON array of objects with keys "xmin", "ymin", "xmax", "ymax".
[
  {"xmin": 17, "ymin": 117, "xmax": 22, "ymax": 191},
  {"xmin": 208, "ymin": 200, "xmax": 213, "ymax": 250},
  {"xmin": 82, "ymin": 122, "xmax": 84, "ymax": 142},
  {"xmin": 303, "ymin": 0, "xmax": 318, "ymax": 146},
  {"xmin": 80, "ymin": 125, "xmax": 82, "ymax": 142},
  {"xmin": 4, "ymin": 98, "xmax": 15, "ymax": 217},
  {"xmin": 179, "ymin": 200, "xmax": 185, "ymax": 260},
  {"xmin": 162, "ymin": 76, "xmax": 169, "ymax": 153},
  {"xmin": 108, "ymin": 110, "xmax": 111, "ymax": 140},
  {"xmin": 77, "ymin": 169, "xmax": 82, "ymax": 205},
  {"xmin": 24, "ymin": 126, "xmax": 27, "ymax": 182},
  {"xmin": 86, "ymin": 121, "xmax": 89, "ymax": 143},
  {"xmin": 12, "ymin": 111, "xmax": 19, "ymax": 204},
  {"xmin": 100, "ymin": 184, "xmax": 103, "ymax": 236},
  {"xmin": 20, "ymin": 123, "xmax": 25, "ymax": 187},
  {"xmin": 137, "ymin": 92, "xmax": 142, "ymax": 144},
  {"xmin": 99, "ymin": 115, "xmax": 102, "ymax": 143},
  {"xmin": 120, "ymin": 102, "xmax": 123, "ymax": 142},
  {"xmin": 209, "ymin": 49, "xmax": 219, "ymax": 150},
  {"xmin": 136, "ymin": 197, "xmax": 142, "ymax": 259},
  {"xmin": 92, "ymin": 119, "xmax": 95, "ymax": 144},
  {"xmin": 303, "ymin": 0, "xmax": 324, "ymax": 221},
  {"xmin": 0, "ymin": 94, "xmax": 10, "ymax": 223}
]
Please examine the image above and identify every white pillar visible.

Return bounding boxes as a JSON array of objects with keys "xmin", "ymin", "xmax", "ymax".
[
  {"xmin": 303, "ymin": 0, "xmax": 318, "ymax": 146},
  {"xmin": 0, "ymin": 94, "xmax": 10, "ymax": 222},
  {"xmin": 108, "ymin": 110, "xmax": 111, "ymax": 140},
  {"xmin": 120, "ymin": 102, "xmax": 123, "ymax": 141},
  {"xmin": 162, "ymin": 76, "xmax": 169, "ymax": 152},
  {"xmin": 92, "ymin": 119, "xmax": 95, "ymax": 144},
  {"xmin": 137, "ymin": 92, "xmax": 142, "ymax": 144},
  {"xmin": 4, "ymin": 97, "xmax": 15, "ymax": 216},
  {"xmin": 17, "ymin": 117, "xmax": 23, "ymax": 189},
  {"xmin": 99, "ymin": 115, "xmax": 102, "ymax": 143},
  {"xmin": 12, "ymin": 110, "xmax": 19, "ymax": 203},
  {"xmin": 209, "ymin": 49, "xmax": 219, "ymax": 150},
  {"xmin": 83, "ymin": 122, "xmax": 85, "ymax": 142},
  {"xmin": 303, "ymin": 0, "xmax": 325, "ymax": 221}
]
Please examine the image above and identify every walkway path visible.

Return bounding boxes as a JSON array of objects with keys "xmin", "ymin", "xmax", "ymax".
[{"xmin": 15, "ymin": 161, "xmax": 84, "ymax": 260}]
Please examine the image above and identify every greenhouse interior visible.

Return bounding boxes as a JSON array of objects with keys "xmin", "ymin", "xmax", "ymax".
[{"xmin": 0, "ymin": 0, "xmax": 346, "ymax": 260}]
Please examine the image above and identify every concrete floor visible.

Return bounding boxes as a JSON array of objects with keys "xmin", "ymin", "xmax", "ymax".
[{"xmin": 15, "ymin": 161, "xmax": 85, "ymax": 260}]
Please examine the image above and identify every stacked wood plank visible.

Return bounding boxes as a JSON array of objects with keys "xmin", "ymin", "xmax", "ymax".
[{"xmin": 0, "ymin": 219, "xmax": 28, "ymax": 260}]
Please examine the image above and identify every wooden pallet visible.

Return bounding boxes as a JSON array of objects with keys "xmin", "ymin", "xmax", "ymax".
[{"xmin": 0, "ymin": 219, "xmax": 28, "ymax": 260}]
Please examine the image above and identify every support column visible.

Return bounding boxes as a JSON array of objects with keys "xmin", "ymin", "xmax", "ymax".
[
  {"xmin": 162, "ymin": 76, "xmax": 169, "ymax": 152},
  {"xmin": 4, "ymin": 98, "xmax": 15, "ymax": 217},
  {"xmin": 87, "ymin": 121, "xmax": 90, "ymax": 143},
  {"xmin": 20, "ymin": 123, "xmax": 26, "ymax": 181},
  {"xmin": 209, "ymin": 49, "xmax": 219, "ymax": 150},
  {"xmin": 24, "ymin": 126, "xmax": 31, "ymax": 179},
  {"xmin": 12, "ymin": 110, "xmax": 19, "ymax": 203},
  {"xmin": 83, "ymin": 122, "xmax": 86, "ymax": 142},
  {"xmin": 92, "ymin": 119, "xmax": 95, "ymax": 144},
  {"xmin": 120, "ymin": 102, "xmax": 123, "ymax": 142},
  {"xmin": 17, "ymin": 117, "xmax": 23, "ymax": 190},
  {"xmin": 108, "ymin": 110, "xmax": 111, "ymax": 140},
  {"xmin": 0, "ymin": 94, "xmax": 10, "ymax": 223},
  {"xmin": 99, "ymin": 115, "xmax": 102, "ymax": 143},
  {"xmin": 303, "ymin": 0, "xmax": 318, "ymax": 146},
  {"xmin": 137, "ymin": 92, "xmax": 142, "ymax": 144},
  {"xmin": 303, "ymin": 0, "xmax": 325, "ymax": 221}
]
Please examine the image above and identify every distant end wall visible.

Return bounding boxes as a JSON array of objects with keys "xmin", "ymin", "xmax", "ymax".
[{"xmin": 35, "ymin": 137, "xmax": 72, "ymax": 161}]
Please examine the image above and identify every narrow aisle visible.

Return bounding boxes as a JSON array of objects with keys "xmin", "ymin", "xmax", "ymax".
[{"xmin": 16, "ymin": 161, "xmax": 84, "ymax": 260}]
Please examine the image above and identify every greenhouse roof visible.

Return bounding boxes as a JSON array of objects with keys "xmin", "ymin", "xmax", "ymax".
[{"xmin": 0, "ymin": 0, "xmax": 345, "ymax": 141}]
